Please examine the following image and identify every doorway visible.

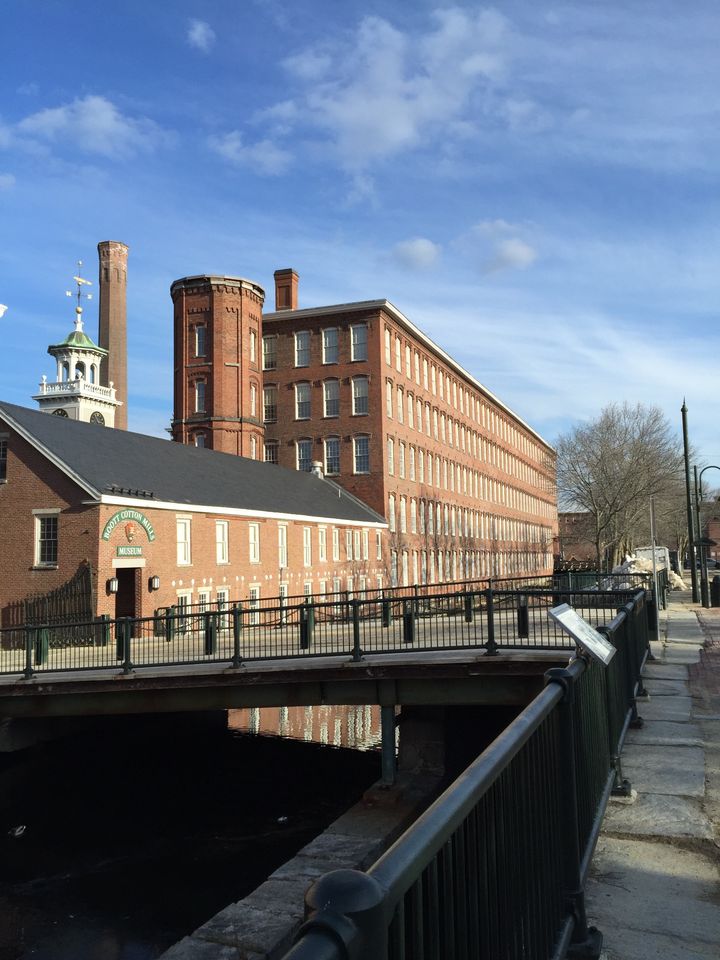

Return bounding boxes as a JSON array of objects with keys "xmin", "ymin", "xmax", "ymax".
[{"xmin": 115, "ymin": 567, "xmax": 137, "ymax": 619}]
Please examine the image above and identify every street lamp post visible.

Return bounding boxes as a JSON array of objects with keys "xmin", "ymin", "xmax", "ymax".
[
  {"xmin": 681, "ymin": 402, "xmax": 699, "ymax": 602},
  {"xmin": 695, "ymin": 464, "xmax": 720, "ymax": 609}
]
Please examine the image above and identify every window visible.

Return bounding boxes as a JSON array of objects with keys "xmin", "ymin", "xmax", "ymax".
[
  {"xmin": 325, "ymin": 436, "xmax": 340, "ymax": 475},
  {"xmin": 353, "ymin": 435, "xmax": 370, "ymax": 473},
  {"xmin": 376, "ymin": 530, "xmax": 382, "ymax": 560},
  {"xmin": 176, "ymin": 518, "xmax": 191, "ymax": 565},
  {"xmin": 407, "ymin": 393, "xmax": 414, "ymax": 428},
  {"xmin": 249, "ymin": 585, "xmax": 261, "ymax": 625},
  {"xmin": 195, "ymin": 325, "xmax": 207, "ymax": 357},
  {"xmin": 399, "ymin": 442, "xmax": 406, "ymax": 479},
  {"xmin": 410, "ymin": 499, "xmax": 417, "ymax": 533},
  {"xmin": 387, "ymin": 438, "xmax": 394, "ymax": 474},
  {"xmin": 386, "ymin": 380, "xmax": 393, "ymax": 417},
  {"xmin": 216, "ymin": 520, "xmax": 229, "ymax": 564},
  {"xmin": 319, "ymin": 527, "xmax": 327, "ymax": 562},
  {"xmin": 354, "ymin": 530, "xmax": 361, "ymax": 561},
  {"xmin": 249, "ymin": 523, "xmax": 260, "ymax": 563},
  {"xmin": 351, "ymin": 324, "xmax": 368, "ymax": 361},
  {"xmin": 346, "ymin": 530, "xmax": 352, "ymax": 560},
  {"xmin": 278, "ymin": 525, "xmax": 288, "ymax": 569},
  {"xmin": 297, "ymin": 439, "xmax": 313, "ymax": 472},
  {"xmin": 399, "ymin": 497, "xmax": 407, "ymax": 533},
  {"xmin": 431, "ymin": 365, "xmax": 436, "ymax": 395},
  {"xmin": 333, "ymin": 528, "xmax": 340, "ymax": 561},
  {"xmin": 249, "ymin": 329, "xmax": 257, "ymax": 364},
  {"xmin": 322, "ymin": 328, "xmax": 339, "ymax": 364},
  {"xmin": 352, "ymin": 377, "xmax": 369, "ymax": 415},
  {"xmin": 195, "ymin": 381, "xmax": 206, "ymax": 413},
  {"xmin": 388, "ymin": 494, "xmax": 396, "ymax": 532},
  {"xmin": 263, "ymin": 385, "xmax": 278, "ymax": 422},
  {"xmin": 249, "ymin": 383, "xmax": 257, "ymax": 418},
  {"xmin": 264, "ymin": 440, "xmax": 278, "ymax": 464},
  {"xmin": 250, "ymin": 436, "xmax": 257, "ymax": 460},
  {"xmin": 303, "ymin": 527, "xmax": 312, "ymax": 566},
  {"xmin": 391, "ymin": 550, "xmax": 398, "ymax": 587},
  {"xmin": 263, "ymin": 335, "xmax": 277, "ymax": 370},
  {"xmin": 295, "ymin": 331, "xmax": 310, "ymax": 366},
  {"xmin": 324, "ymin": 379, "xmax": 339, "ymax": 417},
  {"xmin": 397, "ymin": 386, "xmax": 404, "ymax": 423},
  {"xmin": 295, "ymin": 382, "xmax": 311, "ymax": 419},
  {"xmin": 194, "ymin": 433, "xmax": 206, "ymax": 448},
  {"xmin": 423, "ymin": 358, "xmax": 428, "ymax": 389},
  {"xmin": 35, "ymin": 513, "xmax": 58, "ymax": 566},
  {"xmin": 362, "ymin": 529, "xmax": 369, "ymax": 561},
  {"xmin": 414, "ymin": 351, "xmax": 420, "ymax": 384},
  {"xmin": 385, "ymin": 328, "xmax": 392, "ymax": 365},
  {"xmin": 409, "ymin": 446, "xmax": 416, "ymax": 480},
  {"xmin": 395, "ymin": 336, "xmax": 401, "ymax": 371},
  {"xmin": 405, "ymin": 345, "xmax": 411, "ymax": 378},
  {"xmin": 198, "ymin": 589, "xmax": 211, "ymax": 614}
]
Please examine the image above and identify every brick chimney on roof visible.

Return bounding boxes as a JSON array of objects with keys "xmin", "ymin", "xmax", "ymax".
[{"xmin": 273, "ymin": 268, "xmax": 298, "ymax": 311}]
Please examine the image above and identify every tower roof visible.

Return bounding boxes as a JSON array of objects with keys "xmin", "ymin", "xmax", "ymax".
[{"xmin": 48, "ymin": 309, "xmax": 107, "ymax": 357}]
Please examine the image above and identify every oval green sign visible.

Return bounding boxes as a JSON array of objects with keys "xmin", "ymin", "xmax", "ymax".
[{"xmin": 102, "ymin": 509, "xmax": 156, "ymax": 542}]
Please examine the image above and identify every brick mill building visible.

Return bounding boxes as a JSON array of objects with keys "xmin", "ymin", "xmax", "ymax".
[
  {"xmin": 171, "ymin": 270, "xmax": 557, "ymax": 587},
  {"xmin": 0, "ymin": 402, "xmax": 385, "ymax": 625}
]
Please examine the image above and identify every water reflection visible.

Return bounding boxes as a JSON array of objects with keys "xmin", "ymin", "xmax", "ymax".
[{"xmin": 229, "ymin": 704, "xmax": 383, "ymax": 750}]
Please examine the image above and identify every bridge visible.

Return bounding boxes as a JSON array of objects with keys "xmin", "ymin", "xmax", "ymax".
[{"xmin": 0, "ymin": 574, "xmax": 661, "ymax": 958}]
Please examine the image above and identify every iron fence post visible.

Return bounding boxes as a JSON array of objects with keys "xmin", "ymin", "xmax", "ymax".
[
  {"xmin": 96, "ymin": 614, "xmax": 110, "ymax": 647},
  {"xmin": 231, "ymin": 605, "xmax": 243, "ymax": 668},
  {"xmin": 23, "ymin": 626, "xmax": 34, "ymax": 679},
  {"xmin": 485, "ymin": 588, "xmax": 497, "ymax": 655},
  {"xmin": 35, "ymin": 627, "xmax": 49, "ymax": 666},
  {"xmin": 204, "ymin": 612, "xmax": 217, "ymax": 656},
  {"xmin": 300, "ymin": 599, "xmax": 314, "ymax": 649},
  {"xmin": 402, "ymin": 598, "xmax": 415, "ymax": 644},
  {"xmin": 351, "ymin": 600, "xmax": 363, "ymax": 662},
  {"xmin": 464, "ymin": 592, "xmax": 474, "ymax": 623},
  {"xmin": 298, "ymin": 869, "xmax": 388, "ymax": 960},
  {"xmin": 598, "ymin": 625, "xmax": 632, "ymax": 797},
  {"xmin": 381, "ymin": 597, "xmax": 392, "ymax": 628},
  {"xmin": 545, "ymin": 663, "xmax": 603, "ymax": 958},
  {"xmin": 118, "ymin": 618, "xmax": 133, "ymax": 675},
  {"xmin": 166, "ymin": 605, "xmax": 176, "ymax": 643},
  {"xmin": 517, "ymin": 593, "xmax": 529, "ymax": 639}
]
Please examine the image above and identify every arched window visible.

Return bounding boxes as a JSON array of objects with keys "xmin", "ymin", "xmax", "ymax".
[
  {"xmin": 324, "ymin": 436, "xmax": 341, "ymax": 475},
  {"xmin": 352, "ymin": 377, "xmax": 368, "ymax": 415}
]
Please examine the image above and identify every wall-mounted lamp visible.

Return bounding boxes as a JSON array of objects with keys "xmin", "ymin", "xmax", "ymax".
[
  {"xmin": 149, "ymin": 575, "xmax": 161, "ymax": 592},
  {"xmin": 107, "ymin": 577, "xmax": 119, "ymax": 594}
]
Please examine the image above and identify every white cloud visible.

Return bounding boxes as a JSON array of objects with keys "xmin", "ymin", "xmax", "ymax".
[
  {"xmin": 269, "ymin": 8, "xmax": 511, "ymax": 172},
  {"xmin": 208, "ymin": 131, "xmax": 292, "ymax": 175},
  {"xmin": 16, "ymin": 95, "xmax": 166, "ymax": 158},
  {"xmin": 187, "ymin": 19, "xmax": 216, "ymax": 53},
  {"xmin": 0, "ymin": 173, "xmax": 15, "ymax": 190},
  {"xmin": 465, "ymin": 220, "xmax": 538, "ymax": 274},
  {"xmin": 392, "ymin": 237, "xmax": 441, "ymax": 270}
]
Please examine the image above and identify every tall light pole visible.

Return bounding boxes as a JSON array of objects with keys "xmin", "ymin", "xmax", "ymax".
[
  {"xmin": 696, "ymin": 464, "xmax": 720, "ymax": 608},
  {"xmin": 681, "ymin": 401, "xmax": 698, "ymax": 601}
]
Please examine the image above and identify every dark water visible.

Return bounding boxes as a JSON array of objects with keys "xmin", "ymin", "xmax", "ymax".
[{"xmin": 0, "ymin": 714, "xmax": 380, "ymax": 960}]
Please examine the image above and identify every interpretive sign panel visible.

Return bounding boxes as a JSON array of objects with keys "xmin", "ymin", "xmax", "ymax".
[{"xmin": 548, "ymin": 603, "xmax": 616, "ymax": 666}]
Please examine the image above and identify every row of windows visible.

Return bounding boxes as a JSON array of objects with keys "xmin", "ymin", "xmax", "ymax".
[
  {"xmin": 262, "ymin": 325, "xmax": 369, "ymax": 370},
  {"xmin": 176, "ymin": 517, "xmax": 381, "ymax": 567},
  {"xmin": 265, "ymin": 435, "xmax": 370, "ymax": 474},
  {"xmin": 387, "ymin": 495, "xmax": 552, "ymax": 543},
  {"xmin": 193, "ymin": 326, "xmax": 260, "ymax": 365},
  {"xmin": 386, "ymin": 439, "xmax": 553, "ymax": 518},
  {"xmin": 261, "ymin": 378, "xmax": 369, "ymax": 422},
  {"xmin": 388, "ymin": 547, "xmax": 552, "ymax": 587},
  {"xmin": 383, "ymin": 326, "xmax": 547, "ymax": 463},
  {"xmin": 385, "ymin": 381, "xmax": 550, "ymax": 490}
]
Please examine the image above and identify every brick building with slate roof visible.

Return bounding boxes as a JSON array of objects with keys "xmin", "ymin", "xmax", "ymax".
[{"xmin": 0, "ymin": 402, "xmax": 386, "ymax": 624}]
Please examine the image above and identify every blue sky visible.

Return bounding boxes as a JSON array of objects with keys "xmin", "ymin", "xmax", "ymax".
[{"xmin": 1, "ymin": 1, "xmax": 719, "ymax": 464}]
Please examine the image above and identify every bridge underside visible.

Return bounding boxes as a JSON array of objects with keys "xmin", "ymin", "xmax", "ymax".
[{"xmin": 0, "ymin": 650, "xmax": 570, "ymax": 719}]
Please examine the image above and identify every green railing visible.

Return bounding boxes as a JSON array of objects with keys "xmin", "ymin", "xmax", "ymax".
[
  {"xmin": 280, "ymin": 590, "xmax": 649, "ymax": 960},
  {"xmin": 0, "ymin": 585, "xmax": 652, "ymax": 679}
]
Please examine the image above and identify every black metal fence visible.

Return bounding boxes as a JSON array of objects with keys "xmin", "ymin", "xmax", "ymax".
[
  {"xmin": 0, "ymin": 581, "xmax": 655, "ymax": 680},
  {"xmin": 280, "ymin": 589, "xmax": 650, "ymax": 960}
]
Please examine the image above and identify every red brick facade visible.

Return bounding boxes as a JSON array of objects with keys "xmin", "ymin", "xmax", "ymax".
[
  {"xmin": 0, "ymin": 424, "xmax": 385, "ymax": 625},
  {"xmin": 97, "ymin": 241, "xmax": 128, "ymax": 430},
  {"xmin": 170, "ymin": 272, "xmax": 558, "ymax": 586}
]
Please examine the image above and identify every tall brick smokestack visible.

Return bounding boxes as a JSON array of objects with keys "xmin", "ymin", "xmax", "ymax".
[{"xmin": 97, "ymin": 241, "xmax": 128, "ymax": 430}]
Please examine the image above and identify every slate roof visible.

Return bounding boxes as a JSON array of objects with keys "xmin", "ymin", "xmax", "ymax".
[{"xmin": 0, "ymin": 402, "xmax": 385, "ymax": 526}]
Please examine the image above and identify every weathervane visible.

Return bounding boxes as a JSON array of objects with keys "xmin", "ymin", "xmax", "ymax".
[{"xmin": 66, "ymin": 260, "xmax": 93, "ymax": 329}]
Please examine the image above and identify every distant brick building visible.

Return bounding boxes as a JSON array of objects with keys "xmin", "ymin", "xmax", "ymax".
[
  {"xmin": 556, "ymin": 512, "xmax": 597, "ymax": 566},
  {"xmin": 171, "ymin": 269, "xmax": 557, "ymax": 585}
]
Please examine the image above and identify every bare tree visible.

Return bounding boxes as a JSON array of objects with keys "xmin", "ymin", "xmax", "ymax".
[{"xmin": 557, "ymin": 403, "xmax": 683, "ymax": 569}]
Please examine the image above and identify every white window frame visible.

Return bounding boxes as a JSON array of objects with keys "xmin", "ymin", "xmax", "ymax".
[
  {"xmin": 351, "ymin": 324, "xmax": 368, "ymax": 361},
  {"xmin": 249, "ymin": 522, "xmax": 260, "ymax": 563},
  {"xmin": 295, "ymin": 330, "xmax": 311, "ymax": 367},
  {"xmin": 323, "ymin": 379, "xmax": 339, "ymax": 417},
  {"xmin": 34, "ymin": 509, "xmax": 60, "ymax": 567},
  {"xmin": 303, "ymin": 526, "xmax": 312, "ymax": 567},
  {"xmin": 215, "ymin": 520, "xmax": 229, "ymax": 564},
  {"xmin": 322, "ymin": 327, "xmax": 339, "ymax": 364},
  {"xmin": 176, "ymin": 517, "xmax": 191, "ymax": 566}
]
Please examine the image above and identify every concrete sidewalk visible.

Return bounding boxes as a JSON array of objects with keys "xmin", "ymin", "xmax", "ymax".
[{"xmin": 585, "ymin": 593, "xmax": 720, "ymax": 959}]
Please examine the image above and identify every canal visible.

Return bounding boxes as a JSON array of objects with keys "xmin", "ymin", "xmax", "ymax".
[{"xmin": 0, "ymin": 707, "xmax": 382, "ymax": 960}]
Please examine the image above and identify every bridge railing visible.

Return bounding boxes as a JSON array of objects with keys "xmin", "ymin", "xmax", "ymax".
[
  {"xmin": 1, "ymin": 585, "xmax": 652, "ymax": 678},
  {"xmin": 280, "ymin": 590, "xmax": 649, "ymax": 960}
]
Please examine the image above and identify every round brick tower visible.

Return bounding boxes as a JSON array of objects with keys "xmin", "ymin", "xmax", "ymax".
[
  {"xmin": 97, "ymin": 241, "xmax": 128, "ymax": 430},
  {"xmin": 170, "ymin": 275, "xmax": 265, "ymax": 457}
]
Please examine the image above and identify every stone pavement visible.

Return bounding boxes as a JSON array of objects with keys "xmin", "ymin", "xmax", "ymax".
[{"xmin": 586, "ymin": 593, "xmax": 720, "ymax": 959}]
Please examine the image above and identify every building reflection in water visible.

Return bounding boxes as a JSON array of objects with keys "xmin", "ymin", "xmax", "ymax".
[{"xmin": 228, "ymin": 704, "xmax": 386, "ymax": 752}]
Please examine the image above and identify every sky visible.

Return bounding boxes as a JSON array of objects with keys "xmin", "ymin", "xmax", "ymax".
[{"xmin": 1, "ymin": 0, "xmax": 719, "ymax": 466}]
